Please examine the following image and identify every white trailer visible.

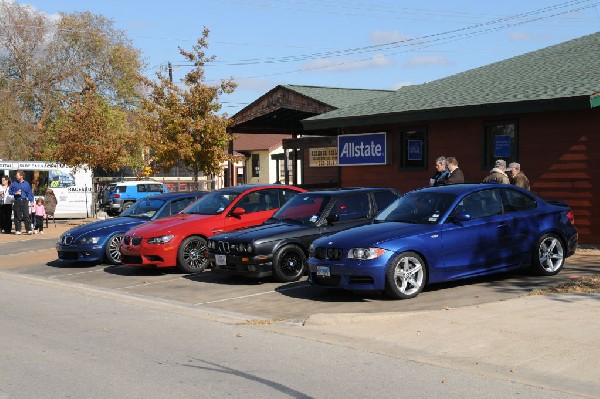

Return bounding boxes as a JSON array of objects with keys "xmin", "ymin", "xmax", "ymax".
[{"xmin": 0, "ymin": 161, "xmax": 93, "ymax": 218}]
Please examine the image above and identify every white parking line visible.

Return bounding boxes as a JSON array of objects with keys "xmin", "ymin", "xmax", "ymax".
[
  {"xmin": 194, "ymin": 283, "xmax": 309, "ymax": 305},
  {"xmin": 48, "ymin": 268, "xmax": 105, "ymax": 279},
  {"xmin": 119, "ymin": 277, "xmax": 185, "ymax": 290}
]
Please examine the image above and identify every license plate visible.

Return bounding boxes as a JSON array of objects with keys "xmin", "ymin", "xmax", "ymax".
[
  {"xmin": 215, "ymin": 254, "xmax": 227, "ymax": 266},
  {"xmin": 316, "ymin": 266, "xmax": 330, "ymax": 277}
]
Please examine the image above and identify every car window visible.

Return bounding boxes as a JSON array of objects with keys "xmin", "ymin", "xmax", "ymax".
[
  {"xmin": 183, "ymin": 190, "xmax": 239, "ymax": 215},
  {"xmin": 333, "ymin": 193, "xmax": 370, "ymax": 222},
  {"xmin": 154, "ymin": 197, "xmax": 196, "ymax": 219},
  {"xmin": 279, "ymin": 188, "xmax": 299, "ymax": 205},
  {"xmin": 121, "ymin": 198, "xmax": 166, "ymax": 218},
  {"xmin": 502, "ymin": 189, "xmax": 537, "ymax": 212},
  {"xmin": 137, "ymin": 185, "xmax": 146, "ymax": 192},
  {"xmin": 454, "ymin": 190, "xmax": 503, "ymax": 219},
  {"xmin": 147, "ymin": 184, "xmax": 164, "ymax": 192},
  {"xmin": 377, "ymin": 192, "xmax": 456, "ymax": 224},
  {"xmin": 236, "ymin": 190, "xmax": 278, "ymax": 213},
  {"xmin": 273, "ymin": 194, "xmax": 331, "ymax": 224},
  {"xmin": 372, "ymin": 190, "xmax": 399, "ymax": 213},
  {"xmin": 115, "ymin": 185, "xmax": 126, "ymax": 193}
]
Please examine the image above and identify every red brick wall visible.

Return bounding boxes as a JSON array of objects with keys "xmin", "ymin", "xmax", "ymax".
[{"xmin": 335, "ymin": 108, "xmax": 600, "ymax": 243}]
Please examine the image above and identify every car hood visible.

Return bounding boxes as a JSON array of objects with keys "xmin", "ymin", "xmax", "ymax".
[
  {"xmin": 126, "ymin": 213, "xmax": 216, "ymax": 236},
  {"xmin": 64, "ymin": 216, "xmax": 148, "ymax": 238},
  {"xmin": 213, "ymin": 221, "xmax": 306, "ymax": 242},
  {"xmin": 316, "ymin": 221, "xmax": 436, "ymax": 248}
]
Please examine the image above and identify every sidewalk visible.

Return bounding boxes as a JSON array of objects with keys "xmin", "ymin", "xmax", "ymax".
[{"xmin": 0, "ymin": 218, "xmax": 90, "ymax": 242}]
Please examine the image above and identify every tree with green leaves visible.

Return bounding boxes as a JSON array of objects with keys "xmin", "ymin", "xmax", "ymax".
[{"xmin": 143, "ymin": 27, "xmax": 237, "ymax": 189}]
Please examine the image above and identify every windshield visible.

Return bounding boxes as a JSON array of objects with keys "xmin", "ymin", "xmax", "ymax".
[
  {"xmin": 183, "ymin": 191, "xmax": 240, "ymax": 215},
  {"xmin": 272, "ymin": 194, "xmax": 330, "ymax": 224},
  {"xmin": 376, "ymin": 192, "xmax": 456, "ymax": 224},
  {"xmin": 120, "ymin": 198, "xmax": 166, "ymax": 218}
]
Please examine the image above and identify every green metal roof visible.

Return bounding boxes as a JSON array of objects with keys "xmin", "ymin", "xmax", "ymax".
[
  {"xmin": 283, "ymin": 84, "xmax": 393, "ymax": 109},
  {"xmin": 303, "ymin": 31, "xmax": 600, "ymax": 129}
]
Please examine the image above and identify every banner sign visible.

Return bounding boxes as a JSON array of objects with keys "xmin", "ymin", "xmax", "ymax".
[
  {"xmin": 338, "ymin": 132, "xmax": 387, "ymax": 166},
  {"xmin": 309, "ymin": 147, "xmax": 338, "ymax": 167}
]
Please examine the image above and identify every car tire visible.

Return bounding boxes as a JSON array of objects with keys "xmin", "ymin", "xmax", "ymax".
[
  {"xmin": 104, "ymin": 233, "xmax": 123, "ymax": 265},
  {"xmin": 532, "ymin": 233, "xmax": 565, "ymax": 276},
  {"xmin": 384, "ymin": 251, "xmax": 427, "ymax": 300},
  {"xmin": 273, "ymin": 245, "xmax": 306, "ymax": 283},
  {"xmin": 177, "ymin": 236, "xmax": 208, "ymax": 273}
]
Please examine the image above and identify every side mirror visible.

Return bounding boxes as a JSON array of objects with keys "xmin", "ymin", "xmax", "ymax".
[
  {"xmin": 231, "ymin": 207, "xmax": 246, "ymax": 218},
  {"xmin": 451, "ymin": 212, "xmax": 472, "ymax": 223},
  {"xmin": 325, "ymin": 214, "xmax": 339, "ymax": 224}
]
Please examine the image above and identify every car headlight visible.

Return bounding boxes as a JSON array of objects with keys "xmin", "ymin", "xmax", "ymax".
[
  {"xmin": 147, "ymin": 235, "xmax": 175, "ymax": 244},
  {"xmin": 347, "ymin": 247, "xmax": 386, "ymax": 260},
  {"xmin": 78, "ymin": 236, "xmax": 100, "ymax": 245},
  {"xmin": 207, "ymin": 240, "xmax": 215, "ymax": 249},
  {"xmin": 309, "ymin": 243, "xmax": 315, "ymax": 257}
]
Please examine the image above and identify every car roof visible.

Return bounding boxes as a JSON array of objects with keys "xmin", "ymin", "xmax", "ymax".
[
  {"xmin": 143, "ymin": 191, "xmax": 209, "ymax": 200},
  {"xmin": 215, "ymin": 184, "xmax": 303, "ymax": 193},
  {"xmin": 410, "ymin": 183, "xmax": 522, "ymax": 195}
]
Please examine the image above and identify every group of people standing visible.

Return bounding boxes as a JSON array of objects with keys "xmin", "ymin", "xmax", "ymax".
[
  {"xmin": 429, "ymin": 156, "xmax": 529, "ymax": 190},
  {"xmin": 0, "ymin": 170, "xmax": 58, "ymax": 235},
  {"xmin": 429, "ymin": 156, "xmax": 465, "ymax": 186}
]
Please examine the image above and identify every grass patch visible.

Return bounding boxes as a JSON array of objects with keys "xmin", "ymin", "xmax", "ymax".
[{"xmin": 530, "ymin": 274, "xmax": 600, "ymax": 295}]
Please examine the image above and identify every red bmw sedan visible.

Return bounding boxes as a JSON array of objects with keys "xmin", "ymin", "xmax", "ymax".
[{"xmin": 120, "ymin": 184, "xmax": 305, "ymax": 273}]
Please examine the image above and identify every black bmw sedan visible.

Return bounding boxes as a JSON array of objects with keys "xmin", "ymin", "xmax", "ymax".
[{"xmin": 206, "ymin": 187, "xmax": 400, "ymax": 282}]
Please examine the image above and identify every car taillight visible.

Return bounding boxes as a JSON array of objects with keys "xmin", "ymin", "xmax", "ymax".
[
  {"xmin": 113, "ymin": 193, "xmax": 120, "ymax": 198},
  {"xmin": 567, "ymin": 210, "xmax": 575, "ymax": 225}
]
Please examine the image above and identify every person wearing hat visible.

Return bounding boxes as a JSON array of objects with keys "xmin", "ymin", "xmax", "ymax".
[
  {"xmin": 483, "ymin": 159, "xmax": 510, "ymax": 184},
  {"xmin": 508, "ymin": 162, "xmax": 530, "ymax": 190}
]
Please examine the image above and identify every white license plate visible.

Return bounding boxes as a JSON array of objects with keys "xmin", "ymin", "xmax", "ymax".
[
  {"xmin": 215, "ymin": 254, "xmax": 227, "ymax": 266},
  {"xmin": 316, "ymin": 266, "xmax": 330, "ymax": 277}
]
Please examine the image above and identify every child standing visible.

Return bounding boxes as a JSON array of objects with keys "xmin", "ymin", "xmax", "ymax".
[{"xmin": 33, "ymin": 197, "xmax": 46, "ymax": 234}]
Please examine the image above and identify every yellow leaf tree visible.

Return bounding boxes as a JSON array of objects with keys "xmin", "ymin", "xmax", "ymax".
[{"xmin": 143, "ymin": 28, "xmax": 237, "ymax": 190}]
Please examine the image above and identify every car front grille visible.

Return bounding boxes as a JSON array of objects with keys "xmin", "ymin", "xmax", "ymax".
[
  {"xmin": 314, "ymin": 247, "xmax": 344, "ymax": 261},
  {"xmin": 123, "ymin": 236, "xmax": 142, "ymax": 246},
  {"xmin": 60, "ymin": 235, "xmax": 74, "ymax": 246}
]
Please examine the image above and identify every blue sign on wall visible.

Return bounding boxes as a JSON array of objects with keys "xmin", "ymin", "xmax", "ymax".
[
  {"xmin": 338, "ymin": 132, "xmax": 387, "ymax": 166},
  {"xmin": 494, "ymin": 135, "xmax": 512, "ymax": 157}
]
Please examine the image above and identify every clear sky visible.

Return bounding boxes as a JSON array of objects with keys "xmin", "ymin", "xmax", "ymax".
[{"xmin": 24, "ymin": 0, "xmax": 600, "ymax": 115}]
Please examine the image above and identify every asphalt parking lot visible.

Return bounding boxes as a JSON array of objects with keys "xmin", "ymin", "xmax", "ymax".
[{"xmin": 2, "ymin": 221, "xmax": 600, "ymax": 323}]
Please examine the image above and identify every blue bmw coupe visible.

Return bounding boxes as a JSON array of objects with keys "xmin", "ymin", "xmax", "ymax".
[
  {"xmin": 56, "ymin": 191, "xmax": 207, "ymax": 265},
  {"xmin": 308, "ymin": 184, "xmax": 578, "ymax": 299}
]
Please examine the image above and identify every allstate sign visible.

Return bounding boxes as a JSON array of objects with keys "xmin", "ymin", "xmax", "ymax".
[{"xmin": 338, "ymin": 132, "xmax": 387, "ymax": 166}]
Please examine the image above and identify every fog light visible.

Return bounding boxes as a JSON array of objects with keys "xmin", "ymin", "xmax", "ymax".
[{"xmin": 248, "ymin": 265, "xmax": 256, "ymax": 271}]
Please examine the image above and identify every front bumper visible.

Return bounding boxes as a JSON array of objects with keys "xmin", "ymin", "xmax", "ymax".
[
  {"xmin": 308, "ymin": 258, "xmax": 389, "ymax": 291},
  {"xmin": 120, "ymin": 239, "xmax": 179, "ymax": 268},
  {"xmin": 56, "ymin": 243, "xmax": 105, "ymax": 263},
  {"xmin": 208, "ymin": 252, "xmax": 274, "ymax": 278}
]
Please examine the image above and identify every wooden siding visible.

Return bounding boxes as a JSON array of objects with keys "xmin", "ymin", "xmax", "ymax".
[{"xmin": 335, "ymin": 108, "xmax": 600, "ymax": 244}]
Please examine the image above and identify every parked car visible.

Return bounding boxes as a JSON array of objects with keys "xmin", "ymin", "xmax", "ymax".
[
  {"xmin": 308, "ymin": 184, "xmax": 578, "ymax": 299},
  {"xmin": 207, "ymin": 188, "xmax": 401, "ymax": 282},
  {"xmin": 120, "ymin": 184, "xmax": 306, "ymax": 273},
  {"xmin": 105, "ymin": 180, "xmax": 168, "ymax": 215},
  {"xmin": 56, "ymin": 191, "xmax": 208, "ymax": 265}
]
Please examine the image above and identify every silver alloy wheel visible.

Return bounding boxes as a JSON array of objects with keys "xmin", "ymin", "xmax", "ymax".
[
  {"xmin": 181, "ymin": 237, "xmax": 207, "ymax": 271},
  {"xmin": 106, "ymin": 234, "xmax": 123, "ymax": 265},
  {"xmin": 392, "ymin": 255, "xmax": 424, "ymax": 296},
  {"xmin": 538, "ymin": 235, "xmax": 564, "ymax": 273}
]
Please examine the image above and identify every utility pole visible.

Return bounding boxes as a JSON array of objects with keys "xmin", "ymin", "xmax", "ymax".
[{"xmin": 168, "ymin": 62, "xmax": 173, "ymax": 84}]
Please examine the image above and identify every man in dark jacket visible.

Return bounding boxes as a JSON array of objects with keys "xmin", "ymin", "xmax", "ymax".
[
  {"xmin": 441, "ymin": 157, "xmax": 465, "ymax": 185},
  {"xmin": 8, "ymin": 170, "xmax": 34, "ymax": 234}
]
